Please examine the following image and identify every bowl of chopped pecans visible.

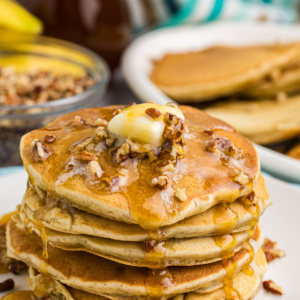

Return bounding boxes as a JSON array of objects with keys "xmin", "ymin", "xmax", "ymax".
[{"xmin": 0, "ymin": 36, "xmax": 110, "ymax": 166}]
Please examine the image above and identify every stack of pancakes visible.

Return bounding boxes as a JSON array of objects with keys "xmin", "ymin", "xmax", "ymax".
[
  {"xmin": 7, "ymin": 104, "xmax": 270, "ymax": 299},
  {"xmin": 151, "ymin": 43, "xmax": 300, "ymax": 152}
]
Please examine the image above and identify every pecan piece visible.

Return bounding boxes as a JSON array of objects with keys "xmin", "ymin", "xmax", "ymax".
[
  {"xmin": 8, "ymin": 260, "xmax": 27, "ymax": 275},
  {"xmin": 145, "ymin": 240, "xmax": 156, "ymax": 253},
  {"xmin": 32, "ymin": 140, "xmax": 52, "ymax": 161},
  {"xmin": 88, "ymin": 161, "xmax": 103, "ymax": 178},
  {"xmin": 263, "ymin": 280, "xmax": 283, "ymax": 295},
  {"xmin": 114, "ymin": 143, "xmax": 130, "ymax": 163},
  {"xmin": 76, "ymin": 151, "xmax": 97, "ymax": 162},
  {"xmin": 145, "ymin": 108, "xmax": 162, "ymax": 119},
  {"xmin": 43, "ymin": 135, "xmax": 57, "ymax": 143},
  {"xmin": 0, "ymin": 278, "xmax": 14, "ymax": 292},
  {"xmin": 151, "ymin": 176, "xmax": 168, "ymax": 189},
  {"xmin": 175, "ymin": 188, "xmax": 187, "ymax": 202},
  {"xmin": 233, "ymin": 172, "xmax": 249, "ymax": 185},
  {"xmin": 94, "ymin": 126, "xmax": 108, "ymax": 141},
  {"xmin": 73, "ymin": 115, "xmax": 85, "ymax": 126},
  {"xmin": 70, "ymin": 137, "xmax": 93, "ymax": 152}
]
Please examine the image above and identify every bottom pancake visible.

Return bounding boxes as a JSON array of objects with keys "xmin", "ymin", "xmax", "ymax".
[
  {"xmin": 7, "ymin": 218, "xmax": 261, "ymax": 299},
  {"xmin": 27, "ymin": 249, "xmax": 266, "ymax": 300}
]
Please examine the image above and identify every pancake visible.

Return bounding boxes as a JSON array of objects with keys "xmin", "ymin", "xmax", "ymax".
[
  {"xmin": 6, "ymin": 218, "xmax": 261, "ymax": 299},
  {"xmin": 27, "ymin": 248, "xmax": 266, "ymax": 300},
  {"xmin": 287, "ymin": 143, "xmax": 300, "ymax": 160},
  {"xmin": 243, "ymin": 59, "xmax": 300, "ymax": 98},
  {"xmin": 20, "ymin": 105, "xmax": 260, "ymax": 229},
  {"xmin": 205, "ymin": 95, "xmax": 300, "ymax": 144},
  {"xmin": 150, "ymin": 43, "xmax": 300, "ymax": 102},
  {"xmin": 22, "ymin": 173, "xmax": 269, "ymax": 242},
  {"xmin": 17, "ymin": 213, "xmax": 255, "ymax": 268}
]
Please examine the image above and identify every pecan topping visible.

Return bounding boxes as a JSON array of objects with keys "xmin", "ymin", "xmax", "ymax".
[
  {"xmin": 8, "ymin": 261, "xmax": 27, "ymax": 275},
  {"xmin": 76, "ymin": 151, "xmax": 97, "ymax": 162},
  {"xmin": 43, "ymin": 135, "xmax": 57, "ymax": 143},
  {"xmin": 203, "ymin": 129, "xmax": 214, "ymax": 136},
  {"xmin": 32, "ymin": 140, "xmax": 52, "ymax": 161},
  {"xmin": 175, "ymin": 188, "xmax": 187, "ymax": 202},
  {"xmin": 157, "ymin": 162, "xmax": 174, "ymax": 173},
  {"xmin": 145, "ymin": 240, "xmax": 156, "ymax": 253},
  {"xmin": 88, "ymin": 161, "xmax": 103, "ymax": 178},
  {"xmin": 233, "ymin": 172, "xmax": 249, "ymax": 186},
  {"xmin": 243, "ymin": 191, "xmax": 256, "ymax": 206},
  {"xmin": 145, "ymin": 108, "xmax": 162, "ymax": 119},
  {"xmin": 73, "ymin": 115, "xmax": 85, "ymax": 126},
  {"xmin": 86, "ymin": 117, "xmax": 108, "ymax": 127},
  {"xmin": 70, "ymin": 137, "xmax": 93, "ymax": 152},
  {"xmin": 94, "ymin": 126, "xmax": 108, "ymax": 141},
  {"xmin": 113, "ymin": 108, "xmax": 122, "ymax": 116},
  {"xmin": 151, "ymin": 176, "xmax": 168, "ymax": 189},
  {"xmin": 263, "ymin": 280, "xmax": 283, "ymax": 295},
  {"xmin": 114, "ymin": 143, "xmax": 130, "ymax": 163},
  {"xmin": 105, "ymin": 137, "xmax": 115, "ymax": 147},
  {"xmin": 0, "ymin": 278, "xmax": 14, "ymax": 292}
]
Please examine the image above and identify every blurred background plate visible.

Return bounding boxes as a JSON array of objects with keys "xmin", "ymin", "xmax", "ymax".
[{"xmin": 122, "ymin": 22, "xmax": 300, "ymax": 183}]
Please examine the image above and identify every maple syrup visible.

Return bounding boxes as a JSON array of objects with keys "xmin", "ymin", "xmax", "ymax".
[
  {"xmin": 213, "ymin": 203, "xmax": 238, "ymax": 234},
  {"xmin": 1, "ymin": 291, "xmax": 32, "ymax": 300}
]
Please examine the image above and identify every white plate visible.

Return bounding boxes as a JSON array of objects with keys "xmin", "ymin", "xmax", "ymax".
[
  {"xmin": 0, "ymin": 169, "xmax": 299, "ymax": 298},
  {"xmin": 122, "ymin": 22, "xmax": 300, "ymax": 183}
]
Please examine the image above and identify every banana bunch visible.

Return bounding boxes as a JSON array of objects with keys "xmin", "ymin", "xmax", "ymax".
[{"xmin": 0, "ymin": 0, "xmax": 42, "ymax": 34}]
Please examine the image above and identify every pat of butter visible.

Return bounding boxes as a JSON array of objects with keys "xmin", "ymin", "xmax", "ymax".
[{"xmin": 108, "ymin": 103, "xmax": 184, "ymax": 147}]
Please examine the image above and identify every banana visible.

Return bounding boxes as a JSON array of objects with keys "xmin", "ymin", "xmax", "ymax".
[{"xmin": 0, "ymin": 0, "xmax": 42, "ymax": 34}]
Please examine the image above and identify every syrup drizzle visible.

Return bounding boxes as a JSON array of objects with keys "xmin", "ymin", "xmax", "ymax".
[{"xmin": 0, "ymin": 291, "xmax": 32, "ymax": 300}]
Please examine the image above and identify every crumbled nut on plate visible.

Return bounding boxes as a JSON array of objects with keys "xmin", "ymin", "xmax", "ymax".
[
  {"xmin": 262, "ymin": 238, "xmax": 286, "ymax": 263},
  {"xmin": 263, "ymin": 280, "xmax": 284, "ymax": 295}
]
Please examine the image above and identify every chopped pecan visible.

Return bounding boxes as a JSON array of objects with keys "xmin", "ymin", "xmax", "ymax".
[
  {"xmin": 88, "ymin": 161, "xmax": 103, "ymax": 178},
  {"xmin": 70, "ymin": 137, "xmax": 93, "ymax": 152},
  {"xmin": 113, "ymin": 109, "xmax": 122, "ymax": 116},
  {"xmin": 262, "ymin": 238, "xmax": 286, "ymax": 262},
  {"xmin": 244, "ymin": 191, "xmax": 256, "ymax": 206},
  {"xmin": 263, "ymin": 280, "xmax": 283, "ymax": 295},
  {"xmin": 145, "ymin": 240, "xmax": 156, "ymax": 253},
  {"xmin": 0, "ymin": 278, "xmax": 14, "ymax": 292},
  {"xmin": 32, "ymin": 140, "xmax": 52, "ymax": 161},
  {"xmin": 111, "ymin": 176, "xmax": 120, "ymax": 186},
  {"xmin": 151, "ymin": 176, "xmax": 168, "ymax": 189},
  {"xmin": 94, "ymin": 126, "xmax": 108, "ymax": 141},
  {"xmin": 145, "ymin": 108, "xmax": 162, "ymax": 119},
  {"xmin": 105, "ymin": 137, "xmax": 115, "ymax": 147},
  {"xmin": 157, "ymin": 162, "xmax": 174, "ymax": 173},
  {"xmin": 233, "ymin": 172, "xmax": 249, "ymax": 185},
  {"xmin": 204, "ymin": 129, "xmax": 214, "ymax": 136},
  {"xmin": 175, "ymin": 188, "xmax": 187, "ymax": 202},
  {"xmin": 86, "ymin": 117, "xmax": 108, "ymax": 127},
  {"xmin": 73, "ymin": 115, "xmax": 85, "ymax": 126},
  {"xmin": 43, "ymin": 135, "xmax": 56, "ymax": 143},
  {"xmin": 76, "ymin": 151, "xmax": 97, "ymax": 162},
  {"xmin": 114, "ymin": 143, "xmax": 130, "ymax": 163},
  {"xmin": 8, "ymin": 260, "xmax": 27, "ymax": 274}
]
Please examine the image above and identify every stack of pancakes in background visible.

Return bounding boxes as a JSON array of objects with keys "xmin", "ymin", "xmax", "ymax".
[
  {"xmin": 151, "ymin": 43, "xmax": 300, "ymax": 159},
  {"xmin": 7, "ymin": 104, "xmax": 270, "ymax": 299}
]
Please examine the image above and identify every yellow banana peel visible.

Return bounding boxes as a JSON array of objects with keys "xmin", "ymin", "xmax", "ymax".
[{"xmin": 0, "ymin": 0, "xmax": 43, "ymax": 34}]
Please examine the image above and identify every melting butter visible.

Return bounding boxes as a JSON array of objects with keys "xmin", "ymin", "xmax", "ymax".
[{"xmin": 108, "ymin": 103, "xmax": 185, "ymax": 147}]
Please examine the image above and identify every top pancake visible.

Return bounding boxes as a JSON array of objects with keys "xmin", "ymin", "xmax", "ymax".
[
  {"xmin": 150, "ymin": 43, "xmax": 300, "ymax": 102},
  {"xmin": 20, "ymin": 105, "xmax": 259, "ymax": 229}
]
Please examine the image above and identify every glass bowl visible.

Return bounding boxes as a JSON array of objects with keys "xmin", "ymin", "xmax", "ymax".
[{"xmin": 0, "ymin": 35, "xmax": 110, "ymax": 166}]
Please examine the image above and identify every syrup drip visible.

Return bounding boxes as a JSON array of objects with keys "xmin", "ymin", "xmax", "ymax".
[
  {"xmin": 145, "ymin": 268, "xmax": 176, "ymax": 299},
  {"xmin": 242, "ymin": 241, "xmax": 255, "ymax": 276},
  {"xmin": 222, "ymin": 258, "xmax": 241, "ymax": 300},
  {"xmin": 213, "ymin": 203, "xmax": 238, "ymax": 234},
  {"xmin": 145, "ymin": 241, "xmax": 168, "ymax": 269},
  {"xmin": 1, "ymin": 291, "xmax": 32, "ymax": 300},
  {"xmin": 214, "ymin": 234, "xmax": 237, "ymax": 259},
  {"xmin": 39, "ymin": 260, "xmax": 48, "ymax": 274}
]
